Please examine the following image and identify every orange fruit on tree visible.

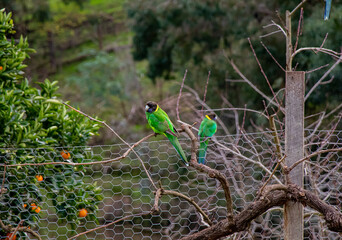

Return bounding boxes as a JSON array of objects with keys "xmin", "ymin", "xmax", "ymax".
[
  {"xmin": 6, "ymin": 233, "xmax": 17, "ymax": 240},
  {"xmin": 60, "ymin": 150, "xmax": 71, "ymax": 159},
  {"xmin": 78, "ymin": 208, "xmax": 87, "ymax": 218},
  {"xmin": 35, "ymin": 175, "xmax": 43, "ymax": 182},
  {"xmin": 0, "ymin": 66, "xmax": 3, "ymax": 71},
  {"xmin": 23, "ymin": 203, "xmax": 27, "ymax": 208},
  {"xmin": 30, "ymin": 203, "xmax": 37, "ymax": 211},
  {"xmin": 34, "ymin": 206, "xmax": 41, "ymax": 213}
]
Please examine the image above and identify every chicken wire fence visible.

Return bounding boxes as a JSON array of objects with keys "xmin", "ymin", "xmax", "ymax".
[{"xmin": 0, "ymin": 129, "xmax": 342, "ymax": 239}]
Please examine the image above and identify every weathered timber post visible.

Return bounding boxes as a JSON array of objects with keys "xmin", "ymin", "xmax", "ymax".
[{"xmin": 284, "ymin": 10, "xmax": 305, "ymax": 240}]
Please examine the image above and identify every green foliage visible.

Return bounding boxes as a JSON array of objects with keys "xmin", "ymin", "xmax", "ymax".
[
  {"xmin": 0, "ymin": 9, "xmax": 103, "ymax": 237},
  {"xmin": 127, "ymin": 0, "xmax": 342, "ymax": 120}
]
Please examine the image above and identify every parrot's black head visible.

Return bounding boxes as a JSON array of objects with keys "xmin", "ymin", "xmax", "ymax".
[
  {"xmin": 206, "ymin": 113, "xmax": 217, "ymax": 121},
  {"xmin": 145, "ymin": 101, "xmax": 158, "ymax": 113}
]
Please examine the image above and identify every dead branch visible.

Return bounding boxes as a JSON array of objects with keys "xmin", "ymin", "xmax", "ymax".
[
  {"xmin": 182, "ymin": 123, "xmax": 234, "ymax": 222},
  {"xmin": 3, "ymin": 133, "xmax": 156, "ymax": 167},
  {"xmin": 181, "ymin": 184, "xmax": 342, "ymax": 240},
  {"xmin": 176, "ymin": 69, "xmax": 188, "ymax": 121},
  {"xmin": 201, "ymin": 71, "xmax": 211, "ymax": 114},
  {"xmin": 305, "ymin": 56, "xmax": 342, "ymax": 101},
  {"xmin": 287, "ymin": 147, "xmax": 342, "ymax": 173},
  {"xmin": 162, "ymin": 189, "xmax": 212, "ymax": 226}
]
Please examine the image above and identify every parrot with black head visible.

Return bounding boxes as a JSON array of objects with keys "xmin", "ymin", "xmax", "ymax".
[
  {"xmin": 198, "ymin": 113, "xmax": 217, "ymax": 165},
  {"xmin": 145, "ymin": 101, "xmax": 188, "ymax": 166}
]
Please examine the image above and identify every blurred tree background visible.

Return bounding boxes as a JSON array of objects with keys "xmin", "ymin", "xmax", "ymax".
[{"xmin": 1, "ymin": 0, "xmax": 341, "ymax": 144}]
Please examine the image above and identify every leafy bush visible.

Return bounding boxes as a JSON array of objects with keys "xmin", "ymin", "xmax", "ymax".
[{"xmin": 0, "ymin": 9, "xmax": 102, "ymax": 238}]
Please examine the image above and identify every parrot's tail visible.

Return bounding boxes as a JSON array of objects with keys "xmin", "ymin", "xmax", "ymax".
[
  {"xmin": 324, "ymin": 0, "xmax": 331, "ymax": 20},
  {"xmin": 165, "ymin": 133, "xmax": 189, "ymax": 166},
  {"xmin": 198, "ymin": 138, "xmax": 208, "ymax": 165}
]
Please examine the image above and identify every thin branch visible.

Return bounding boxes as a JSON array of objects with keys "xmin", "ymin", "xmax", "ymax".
[
  {"xmin": 0, "ymin": 219, "xmax": 42, "ymax": 240},
  {"xmin": 262, "ymin": 21, "xmax": 286, "ymax": 36},
  {"xmin": 293, "ymin": 7, "xmax": 304, "ymax": 53},
  {"xmin": 0, "ymin": 165, "xmax": 6, "ymax": 196},
  {"xmin": 260, "ymin": 29, "xmax": 283, "ymax": 38},
  {"xmin": 226, "ymin": 58, "xmax": 284, "ymax": 112},
  {"xmin": 181, "ymin": 184, "xmax": 342, "ymax": 240},
  {"xmin": 4, "ymin": 133, "xmax": 156, "ymax": 167},
  {"xmin": 260, "ymin": 41, "xmax": 285, "ymax": 72},
  {"xmin": 305, "ymin": 63, "xmax": 329, "ymax": 74},
  {"xmin": 200, "ymin": 107, "xmax": 269, "ymax": 119},
  {"xmin": 287, "ymin": 147, "xmax": 342, "ymax": 173},
  {"xmin": 162, "ymin": 189, "xmax": 212, "ymax": 226},
  {"xmin": 292, "ymin": 47, "xmax": 342, "ymax": 59},
  {"xmin": 63, "ymin": 102, "xmax": 158, "ymax": 190},
  {"xmin": 290, "ymin": 0, "xmax": 307, "ymax": 16},
  {"xmin": 305, "ymin": 55, "xmax": 342, "ymax": 101},
  {"xmin": 68, "ymin": 212, "xmax": 151, "ymax": 240},
  {"xmin": 182, "ymin": 85, "xmax": 232, "ymax": 137},
  {"xmin": 247, "ymin": 38, "xmax": 282, "ymax": 111},
  {"xmin": 259, "ymin": 155, "xmax": 286, "ymax": 195},
  {"xmin": 201, "ymin": 71, "xmax": 211, "ymax": 115},
  {"xmin": 9, "ymin": 220, "xmax": 23, "ymax": 240},
  {"xmin": 152, "ymin": 188, "xmax": 162, "ymax": 213},
  {"xmin": 182, "ymin": 123, "xmax": 234, "ymax": 222},
  {"xmin": 177, "ymin": 69, "xmax": 188, "ymax": 121}
]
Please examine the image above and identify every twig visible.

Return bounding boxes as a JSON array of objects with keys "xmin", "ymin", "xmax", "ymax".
[
  {"xmin": 201, "ymin": 71, "xmax": 211, "ymax": 115},
  {"xmin": 305, "ymin": 55, "xmax": 342, "ymax": 101},
  {"xmin": 290, "ymin": 0, "xmax": 307, "ymax": 16},
  {"xmin": 68, "ymin": 212, "xmax": 151, "ymax": 240},
  {"xmin": 317, "ymin": 33, "xmax": 329, "ymax": 53},
  {"xmin": 292, "ymin": 47, "xmax": 342, "ymax": 59},
  {"xmin": 247, "ymin": 38, "xmax": 282, "ymax": 111},
  {"xmin": 305, "ymin": 64, "xmax": 329, "ymax": 74},
  {"xmin": 200, "ymin": 107, "xmax": 269, "ymax": 119},
  {"xmin": 176, "ymin": 69, "xmax": 188, "ymax": 121},
  {"xmin": 226, "ymin": 58, "xmax": 284, "ymax": 112},
  {"xmin": 269, "ymin": 115, "xmax": 283, "ymax": 160},
  {"xmin": 293, "ymin": 8, "xmax": 304, "ymax": 53},
  {"xmin": 162, "ymin": 189, "xmax": 212, "ymax": 226},
  {"xmin": 4, "ymin": 133, "xmax": 156, "ymax": 168},
  {"xmin": 262, "ymin": 21, "xmax": 286, "ymax": 36},
  {"xmin": 259, "ymin": 155, "xmax": 286, "ymax": 195},
  {"xmin": 63, "ymin": 102, "xmax": 158, "ymax": 190},
  {"xmin": 182, "ymin": 124, "xmax": 234, "ymax": 222},
  {"xmin": 287, "ymin": 147, "xmax": 342, "ymax": 173},
  {"xmin": 152, "ymin": 188, "xmax": 162, "ymax": 213},
  {"xmin": 0, "ymin": 219, "xmax": 42, "ymax": 240},
  {"xmin": 9, "ymin": 220, "xmax": 23, "ymax": 240},
  {"xmin": 0, "ymin": 164, "xmax": 6, "ymax": 196},
  {"xmin": 260, "ymin": 41, "xmax": 285, "ymax": 72}
]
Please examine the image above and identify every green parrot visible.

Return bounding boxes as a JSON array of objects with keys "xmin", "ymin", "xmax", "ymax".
[
  {"xmin": 145, "ymin": 101, "xmax": 189, "ymax": 166},
  {"xmin": 198, "ymin": 114, "xmax": 217, "ymax": 164}
]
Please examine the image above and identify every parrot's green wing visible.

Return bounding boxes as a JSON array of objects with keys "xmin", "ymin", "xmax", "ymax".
[
  {"xmin": 146, "ymin": 109, "xmax": 177, "ymax": 136},
  {"xmin": 198, "ymin": 118, "xmax": 217, "ymax": 165}
]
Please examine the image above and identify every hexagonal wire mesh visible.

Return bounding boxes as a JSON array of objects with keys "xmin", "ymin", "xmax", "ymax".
[{"xmin": 0, "ymin": 129, "xmax": 341, "ymax": 239}]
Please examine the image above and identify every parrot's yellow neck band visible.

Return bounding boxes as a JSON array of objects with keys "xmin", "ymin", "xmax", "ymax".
[
  {"xmin": 155, "ymin": 105, "xmax": 159, "ymax": 112},
  {"xmin": 205, "ymin": 115, "xmax": 211, "ymax": 120}
]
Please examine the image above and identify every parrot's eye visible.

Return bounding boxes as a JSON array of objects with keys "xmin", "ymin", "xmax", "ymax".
[{"xmin": 145, "ymin": 105, "xmax": 150, "ymax": 111}]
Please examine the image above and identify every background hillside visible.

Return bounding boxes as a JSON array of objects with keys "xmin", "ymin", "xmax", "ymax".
[{"xmin": 2, "ymin": 0, "xmax": 341, "ymax": 144}]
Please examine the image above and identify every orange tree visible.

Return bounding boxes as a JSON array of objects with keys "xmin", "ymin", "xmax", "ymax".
[{"xmin": 0, "ymin": 9, "xmax": 103, "ymax": 237}]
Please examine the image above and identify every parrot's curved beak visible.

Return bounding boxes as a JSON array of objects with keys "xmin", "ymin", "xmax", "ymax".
[{"xmin": 145, "ymin": 105, "xmax": 149, "ymax": 112}]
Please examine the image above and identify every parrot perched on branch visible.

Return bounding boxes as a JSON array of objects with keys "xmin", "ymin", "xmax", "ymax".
[
  {"xmin": 145, "ymin": 101, "xmax": 189, "ymax": 166},
  {"xmin": 324, "ymin": 0, "xmax": 332, "ymax": 20},
  {"xmin": 198, "ymin": 114, "xmax": 217, "ymax": 165}
]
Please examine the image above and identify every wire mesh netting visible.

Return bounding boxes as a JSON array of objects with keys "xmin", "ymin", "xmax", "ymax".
[{"xmin": 0, "ymin": 129, "xmax": 342, "ymax": 239}]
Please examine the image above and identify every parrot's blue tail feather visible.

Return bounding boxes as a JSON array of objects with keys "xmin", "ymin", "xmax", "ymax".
[{"xmin": 324, "ymin": 0, "xmax": 332, "ymax": 20}]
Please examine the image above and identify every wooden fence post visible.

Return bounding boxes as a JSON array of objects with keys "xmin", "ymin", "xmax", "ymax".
[{"xmin": 284, "ymin": 71, "xmax": 305, "ymax": 240}]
